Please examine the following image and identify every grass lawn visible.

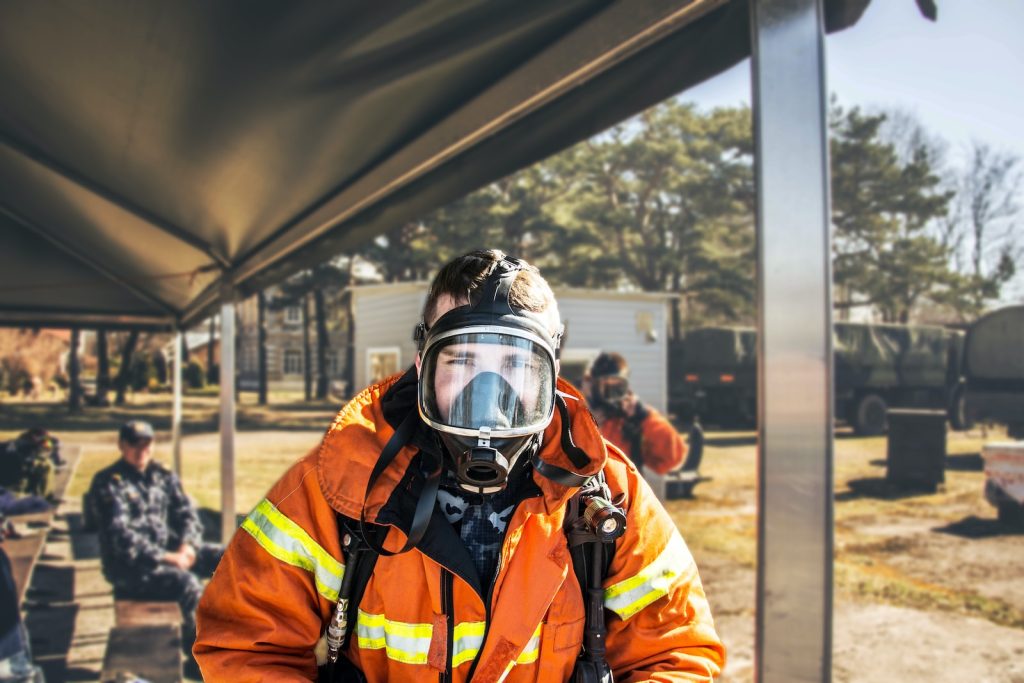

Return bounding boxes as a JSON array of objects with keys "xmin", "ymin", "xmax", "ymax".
[{"xmin": 5, "ymin": 392, "xmax": 1021, "ymax": 631}]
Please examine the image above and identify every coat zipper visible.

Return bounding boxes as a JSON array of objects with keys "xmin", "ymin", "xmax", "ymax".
[
  {"xmin": 463, "ymin": 493, "xmax": 539, "ymax": 680},
  {"xmin": 440, "ymin": 567, "xmax": 454, "ymax": 683}
]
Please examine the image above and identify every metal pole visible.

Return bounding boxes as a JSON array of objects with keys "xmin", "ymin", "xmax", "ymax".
[
  {"xmin": 172, "ymin": 328, "xmax": 183, "ymax": 477},
  {"xmin": 750, "ymin": 1, "xmax": 834, "ymax": 682},
  {"xmin": 220, "ymin": 294, "xmax": 237, "ymax": 544}
]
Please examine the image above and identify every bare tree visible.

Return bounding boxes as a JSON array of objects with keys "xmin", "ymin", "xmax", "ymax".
[{"xmin": 944, "ymin": 142, "xmax": 1021, "ymax": 315}]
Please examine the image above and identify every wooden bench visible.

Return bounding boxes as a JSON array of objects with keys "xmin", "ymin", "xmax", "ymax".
[
  {"xmin": 665, "ymin": 469, "xmax": 712, "ymax": 499},
  {"xmin": 101, "ymin": 623, "xmax": 182, "ymax": 683},
  {"xmin": 115, "ymin": 600, "xmax": 183, "ymax": 628},
  {"xmin": 100, "ymin": 600, "xmax": 184, "ymax": 682},
  {"xmin": 6, "ymin": 445, "xmax": 82, "ymax": 603},
  {"xmin": 6, "ymin": 531, "xmax": 49, "ymax": 604}
]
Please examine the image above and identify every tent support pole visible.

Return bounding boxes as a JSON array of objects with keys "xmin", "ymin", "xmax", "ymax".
[
  {"xmin": 750, "ymin": 0, "xmax": 834, "ymax": 681},
  {"xmin": 220, "ymin": 292, "xmax": 237, "ymax": 543},
  {"xmin": 172, "ymin": 327, "xmax": 183, "ymax": 477}
]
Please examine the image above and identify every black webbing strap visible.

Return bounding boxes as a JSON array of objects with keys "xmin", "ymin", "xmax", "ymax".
[
  {"xmin": 359, "ymin": 410, "xmax": 442, "ymax": 556},
  {"xmin": 532, "ymin": 395, "xmax": 593, "ymax": 488}
]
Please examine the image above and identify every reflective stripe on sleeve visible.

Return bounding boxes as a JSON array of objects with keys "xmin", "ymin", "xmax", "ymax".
[
  {"xmin": 240, "ymin": 498, "xmax": 344, "ymax": 602},
  {"xmin": 603, "ymin": 531, "xmax": 691, "ymax": 620}
]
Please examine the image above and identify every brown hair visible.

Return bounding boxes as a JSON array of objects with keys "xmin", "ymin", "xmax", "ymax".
[
  {"xmin": 422, "ymin": 249, "xmax": 559, "ymax": 331},
  {"xmin": 588, "ymin": 351, "xmax": 629, "ymax": 378}
]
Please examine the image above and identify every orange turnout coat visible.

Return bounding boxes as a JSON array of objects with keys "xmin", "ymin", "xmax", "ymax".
[
  {"xmin": 599, "ymin": 408, "xmax": 687, "ymax": 476},
  {"xmin": 195, "ymin": 371, "xmax": 724, "ymax": 682}
]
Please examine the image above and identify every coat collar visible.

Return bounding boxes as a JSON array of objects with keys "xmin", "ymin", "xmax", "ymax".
[{"xmin": 316, "ymin": 368, "xmax": 608, "ymax": 522}]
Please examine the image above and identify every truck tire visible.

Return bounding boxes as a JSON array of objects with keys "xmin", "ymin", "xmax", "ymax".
[
  {"xmin": 853, "ymin": 393, "xmax": 888, "ymax": 436},
  {"xmin": 948, "ymin": 385, "xmax": 973, "ymax": 431}
]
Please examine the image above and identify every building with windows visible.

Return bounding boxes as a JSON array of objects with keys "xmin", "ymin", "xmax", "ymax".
[
  {"xmin": 344, "ymin": 282, "xmax": 675, "ymax": 412},
  {"xmin": 236, "ymin": 288, "xmax": 349, "ymax": 394}
]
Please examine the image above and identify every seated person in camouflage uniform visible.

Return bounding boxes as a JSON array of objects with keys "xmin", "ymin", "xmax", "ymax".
[
  {"xmin": 87, "ymin": 420, "xmax": 223, "ymax": 646},
  {"xmin": 0, "ymin": 428, "xmax": 57, "ymax": 499}
]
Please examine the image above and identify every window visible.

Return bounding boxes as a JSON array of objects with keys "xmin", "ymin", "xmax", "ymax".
[
  {"xmin": 326, "ymin": 350, "xmax": 341, "ymax": 376},
  {"xmin": 367, "ymin": 347, "xmax": 400, "ymax": 385},
  {"xmin": 284, "ymin": 305, "xmax": 302, "ymax": 323},
  {"xmin": 241, "ymin": 345, "xmax": 257, "ymax": 373},
  {"xmin": 283, "ymin": 349, "xmax": 303, "ymax": 375}
]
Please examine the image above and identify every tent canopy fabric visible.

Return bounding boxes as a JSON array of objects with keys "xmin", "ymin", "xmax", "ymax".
[{"xmin": 0, "ymin": 0, "xmax": 867, "ymax": 331}]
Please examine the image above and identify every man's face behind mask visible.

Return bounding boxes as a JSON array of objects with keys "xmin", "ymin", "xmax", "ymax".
[{"xmin": 420, "ymin": 332, "xmax": 554, "ymax": 435}]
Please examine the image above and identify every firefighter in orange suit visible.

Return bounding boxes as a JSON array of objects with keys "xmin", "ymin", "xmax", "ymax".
[
  {"xmin": 195, "ymin": 250, "xmax": 724, "ymax": 682},
  {"xmin": 584, "ymin": 352, "xmax": 687, "ymax": 476}
]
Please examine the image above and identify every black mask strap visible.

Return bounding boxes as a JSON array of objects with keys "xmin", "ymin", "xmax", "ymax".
[
  {"xmin": 473, "ymin": 256, "xmax": 523, "ymax": 317},
  {"xmin": 360, "ymin": 410, "xmax": 442, "ymax": 556}
]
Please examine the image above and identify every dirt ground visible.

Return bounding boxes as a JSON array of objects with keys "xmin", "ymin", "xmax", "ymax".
[
  {"xmin": 5, "ymin": 395, "xmax": 1024, "ymax": 681},
  {"xmin": 668, "ymin": 427, "xmax": 1024, "ymax": 683}
]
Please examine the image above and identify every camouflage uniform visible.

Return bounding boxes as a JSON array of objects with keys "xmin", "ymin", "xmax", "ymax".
[
  {"xmin": 88, "ymin": 459, "xmax": 223, "ymax": 638},
  {"xmin": 0, "ymin": 435, "xmax": 54, "ymax": 498}
]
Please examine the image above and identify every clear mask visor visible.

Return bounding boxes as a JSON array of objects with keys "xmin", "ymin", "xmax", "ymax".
[{"xmin": 419, "ymin": 330, "xmax": 556, "ymax": 436}]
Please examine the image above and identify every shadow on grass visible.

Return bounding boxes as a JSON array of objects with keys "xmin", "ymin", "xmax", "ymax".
[
  {"xmin": 23, "ymin": 564, "xmax": 77, "ymax": 683},
  {"xmin": 934, "ymin": 515, "xmax": 1024, "ymax": 538},
  {"xmin": 869, "ymin": 453, "xmax": 981, "ymax": 472},
  {"xmin": 945, "ymin": 453, "xmax": 983, "ymax": 471},
  {"xmin": 836, "ymin": 477, "xmax": 940, "ymax": 501},
  {"xmin": 704, "ymin": 434, "xmax": 757, "ymax": 448}
]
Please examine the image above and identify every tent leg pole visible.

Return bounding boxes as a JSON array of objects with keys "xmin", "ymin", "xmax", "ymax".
[
  {"xmin": 172, "ymin": 327, "xmax": 183, "ymax": 477},
  {"xmin": 750, "ymin": 0, "xmax": 834, "ymax": 681},
  {"xmin": 220, "ymin": 295, "xmax": 237, "ymax": 544}
]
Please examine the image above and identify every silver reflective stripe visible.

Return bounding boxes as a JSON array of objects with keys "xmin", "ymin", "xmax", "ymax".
[
  {"xmin": 496, "ymin": 623, "xmax": 543, "ymax": 683},
  {"xmin": 604, "ymin": 531, "xmax": 690, "ymax": 620},
  {"xmin": 240, "ymin": 498, "xmax": 344, "ymax": 602},
  {"xmin": 451, "ymin": 620, "xmax": 486, "ymax": 667},
  {"xmin": 517, "ymin": 623, "xmax": 542, "ymax": 663},
  {"xmin": 356, "ymin": 610, "xmax": 433, "ymax": 665}
]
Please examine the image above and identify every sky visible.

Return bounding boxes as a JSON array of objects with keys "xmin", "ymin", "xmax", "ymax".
[
  {"xmin": 686, "ymin": 1, "xmax": 1024, "ymax": 162},
  {"xmin": 683, "ymin": 0, "xmax": 1024, "ymax": 304}
]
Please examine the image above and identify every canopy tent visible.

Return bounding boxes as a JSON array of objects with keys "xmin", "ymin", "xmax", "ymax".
[
  {"xmin": 0, "ymin": 1, "xmax": 895, "ymax": 681},
  {"xmin": 2, "ymin": 0, "xmax": 863, "ymax": 329}
]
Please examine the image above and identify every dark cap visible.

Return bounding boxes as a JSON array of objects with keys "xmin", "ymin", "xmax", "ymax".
[{"xmin": 119, "ymin": 420, "xmax": 155, "ymax": 444}]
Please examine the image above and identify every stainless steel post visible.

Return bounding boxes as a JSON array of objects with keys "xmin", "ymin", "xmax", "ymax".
[
  {"xmin": 750, "ymin": 0, "xmax": 834, "ymax": 681},
  {"xmin": 220, "ymin": 295, "xmax": 237, "ymax": 543},
  {"xmin": 172, "ymin": 328, "xmax": 183, "ymax": 476}
]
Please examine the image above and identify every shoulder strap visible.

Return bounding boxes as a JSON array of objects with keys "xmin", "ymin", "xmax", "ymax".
[
  {"xmin": 337, "ymin": 513, "xmax": 382, "ymax": 651},
  {"xmin": 565, "ymin": 469, "xmax": 621, "ymax": 681}
]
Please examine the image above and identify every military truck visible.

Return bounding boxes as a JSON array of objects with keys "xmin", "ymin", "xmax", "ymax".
[
  {"xmin": 668, "ymin": 327, "xmax": 757, "ymax": 428},
  {"xmin": 955, "ymin": 305, "xmax": 1024, "ymax": 438},
  {"xmin": 669, "ymin": 322, "xmax": 964, "ymax": 435}
]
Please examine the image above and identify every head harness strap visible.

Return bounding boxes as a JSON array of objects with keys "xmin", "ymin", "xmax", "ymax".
[{"xmin": 473, "ymin": 255, "xmax": 526, "ymax": 318}]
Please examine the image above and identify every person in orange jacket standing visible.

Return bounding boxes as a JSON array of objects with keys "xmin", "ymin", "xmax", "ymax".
[
  {"xmin": 584, "ymin": 352, "xmax": 687, "ymax": 476},
  {"xmin": 195, "ymin": 250, "xmax": 724, "ymax": 682}
]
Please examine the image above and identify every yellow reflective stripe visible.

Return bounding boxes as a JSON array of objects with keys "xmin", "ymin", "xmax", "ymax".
[
  {"xmin": 451, "ymin": 620, "xmax": 486, "ymax": 667},
  {"xmin": 604, "ymin": 532, "xmax": 690, "ymax": 620},
  {"xmin": 354, "ymin": 612, "xmax": 487, "ymax": 668},
  {"xmin": 496, "ymin": 623, "xmax": 543, "ymax": 683},
  {"xmin": 516, "ymin": 623, "xmax": 543, "ymax": 664},
  {"xmin": 240, "ymin": 498, "xmax": 344, "ymax": 602},
  {"xmin": 355, "ymin": 610, "xmax": 433, "ymax": 665}
]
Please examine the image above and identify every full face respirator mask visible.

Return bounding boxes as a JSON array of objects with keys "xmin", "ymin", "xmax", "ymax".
[
  {"xmin": 416, "ymin": 257, "xmax": 561, "ymax": 494},
  {"xmin": 589, "ymin": 375, "xmax": 630, "ymax": 413}
]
